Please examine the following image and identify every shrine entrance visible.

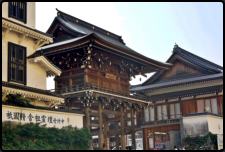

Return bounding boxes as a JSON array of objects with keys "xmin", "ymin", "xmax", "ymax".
[{"xmin": 38, "ymin": 8, "xmax": 172, "ymax": 150}]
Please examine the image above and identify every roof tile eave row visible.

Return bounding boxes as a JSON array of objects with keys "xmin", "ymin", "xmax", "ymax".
[
  {"xmin": 130, "ymin": 73, "xmax": 223, "ymax": 93},
  {"xmin": 148, "ymin": 85, "xmax": 223, "ymax": 101}
]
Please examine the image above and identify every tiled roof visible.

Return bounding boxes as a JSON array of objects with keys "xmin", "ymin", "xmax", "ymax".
[
  {"xmin": 42, "ymin": 11, "xmax": 172, "ymax": 69},
  {"xmin": 148, "ymin": 85, "xmax": 222, "ymax": 101},
  {"xmin": 182, "ymin": 112, "xmax": 223, "ymax": 118},
  {"xmin": 27, "ymin": 51, "xmax": 62, "ymax": 71},
  {"xmin": 130, "ymin": 73, "xmax": 223, "ymax": 92},
  {"xmin": 139, "ymin": 44, "xmax": 223, "ymax": 87},
  {"xmin": 172, "ymin": 45, "xmax": 223, "ymax": 73},
  {"xmin": 2, "ymin": 101, "xmax": 84, "ymax": 114},
  {"xmin": 2, "ymin": 81, "xmax": 64, "ymax": 98},
  {"xmin": 35, "ymin": 35, "xmax": 89, "ymax": 51},
  {"xmin": 54, "ymin": 15, "xmax": 138, "ymax": 53}
]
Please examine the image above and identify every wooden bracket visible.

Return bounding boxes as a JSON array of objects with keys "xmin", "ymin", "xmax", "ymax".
[
  {"xmin": 34, "ymin": 39, "xmax": 41, "ymax": 50},
  {"xmin": 19, "ymin": 34, "xmax": 27, "ymax": 44},
  {"xmin": 2, "ymin": 28, "xmax": 11, "ymax": 38},
  {"xmin": 2, "ymin": 93, "xmax": 7, "ymax": 101}
]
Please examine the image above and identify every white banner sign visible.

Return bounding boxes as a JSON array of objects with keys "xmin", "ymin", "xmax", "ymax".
[
  {"xmin": 217, "ymin": 134, "xmax": 223, "ymax": 150},
  {"xmin": 4, "ymin": 109, "xmax": 66, "ymax": 125}
]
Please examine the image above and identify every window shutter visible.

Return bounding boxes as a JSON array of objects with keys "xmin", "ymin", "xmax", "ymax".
[
  {"xmin": 144, "ymin": 108, "xmax": 149, "ymax": 122},
  {"xmin": 157, "ymin": 106, "xmax": 162, "ymax": 120},
  {"xmin": 170, "ymin": 104, "xmax": 175, "ymax": 119},
  {"xmin": 211, "ymin": 98, "xmax": 218, "ymax": 114},
  {"xmin": 162, "ymin": 105, "xmax": 167, "ymax": 120},
  {"xmin": 205, "ymin": 99, "xmax": 211, "ymax": 112},
  {"xmin": 150, "ymin": 106, "xmax": 155, "ymax": 122},
  {"xmin": 175, "ymin": 103, "xmax": 181, "ymax": 118}
]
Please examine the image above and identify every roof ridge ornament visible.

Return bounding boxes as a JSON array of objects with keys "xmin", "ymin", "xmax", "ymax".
[
  {"xmin": 172, "ymin": 43, "xmax": 179, "ymax": 53},
  {"xmin": 56, "ymin": 8, "xmax": 67, "ymax": 22}
]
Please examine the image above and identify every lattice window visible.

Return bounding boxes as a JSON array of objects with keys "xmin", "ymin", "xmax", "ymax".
[
  {"xmin": 9, "ymin": 2, "xmax": 27, "ymax": 23},
  {"xmin": 8, "ymin": 42, "xmax": 26, "ymax": 84}
]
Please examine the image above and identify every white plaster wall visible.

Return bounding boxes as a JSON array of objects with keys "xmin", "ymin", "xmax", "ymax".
[
  {"xmin": 2, "ymin": 29, "xmax": 47, "ymax": 90},
  {"xmin": 2, "ymin": 2, "xmax": 36, "ymax": 29},
  {"xmin": 207, "ymin": 115, "xmax": 223, "ymax": 135},
  {"xmin": 144, "ymin": 79, "xmax": 223, "ymax": 96},
  {"xmin": 2, "ymin": 105, "xmax": 84, "ymax": 129},
  {"xmin": 183, "ymin": 115, "xmax": 208, "ymax": 137}
]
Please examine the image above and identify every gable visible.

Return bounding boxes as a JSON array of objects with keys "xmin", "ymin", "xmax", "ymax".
[
  {"xmin": 47, "ymin": 19, "xmax": 85, "ymax": 43},
  {"xmin": 52, "ymin": 27, "xmax": 76, "ymax": 43},
  {"xmin": 159, "ymin": 60, "xmax": 202, "ymax": 79}
]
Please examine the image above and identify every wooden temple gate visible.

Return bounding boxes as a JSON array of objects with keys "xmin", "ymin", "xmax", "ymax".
[{"xmin": 37, "ymin": 11, "xmax": 172, "ymax": 149}]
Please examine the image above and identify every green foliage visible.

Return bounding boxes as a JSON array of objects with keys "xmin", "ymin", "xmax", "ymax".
[
  {"xmin": 2, "ymin": 121, "xmax": 92, "ymax": 150},
  {"xmin": 5, "ymin": 94, "xmax": 35, "ymax": 108},
  {"xmin": 185, "ymin": 136, "xmax": 190, "ymax": 142}
]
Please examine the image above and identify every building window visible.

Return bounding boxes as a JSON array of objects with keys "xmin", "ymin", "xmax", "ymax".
[
  {"xmin": 9, "ymin": 2, "xmax": 27, "ymax": 23},
  {"xmin": 150, "ymin": 106, "xmax": 155, "ymax": 122},
  {"xmin": 144, "ymin": 108, "xmax": 149, "ymax": 122},
  {"xmin": 157, "ymin": 105, "xmax": 168, "ymax": 120},
  {"xmin": 197, "ymin": 98, "xmax": 218, "ymax": 114},
  {"xmin": 169, "ymin": 103, "xmax": 181, "ymax": 119},
  {"xmin": 144, "ymin": 106, "xmax": 155, "ymax": 122},
  {"xmin": 8, "ymin": 42, "xmax": 26, "ymax": 84}
]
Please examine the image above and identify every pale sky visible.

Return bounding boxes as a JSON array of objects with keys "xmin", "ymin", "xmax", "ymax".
[{"xmin": 35, "ymin": 2, "xmax": 223, "ymax": 90}]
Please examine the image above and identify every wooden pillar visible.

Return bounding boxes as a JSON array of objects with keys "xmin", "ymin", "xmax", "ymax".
[
  {"xmin": 131, "ymin": 107, "xmax": 136, "ymax": 150},
  {"xmin": 55, "ymin": 80, "xmax": 58, "ymax": 92},
  {"xmin": 115, "ymin": 120, "xmax": 119, "ymax": 150},
  {"xmin": 98, "ymin": 101, "xmax": 104, "ymax": 149},
  {"xmin": 120, "ymin": 106, "xmax": 126, "ymax": 150},
  {"xmin": 84, "ymin": 106, "xmax": 90, "ymax": 130},
  {"xmin": 104, "ymin": 117, "xmax": 109, "ymax": 150},
  {"xmin": 68, "ymin": 101, "xmax": 72, "ymax": 110}
]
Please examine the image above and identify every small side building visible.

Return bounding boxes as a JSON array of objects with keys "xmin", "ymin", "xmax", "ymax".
[
  {"xmin": 2, "ymin": 2, "xmax": 84, "ymax": 129},
  {"xmin": 131, "ymin": 44, "xmax": 223, "ymax": 150}
]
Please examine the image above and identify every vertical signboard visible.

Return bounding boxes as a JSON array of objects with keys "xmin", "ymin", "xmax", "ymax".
[{"xmin": 217, "ymin": 134, "xmax": 223, "ymax": 150}]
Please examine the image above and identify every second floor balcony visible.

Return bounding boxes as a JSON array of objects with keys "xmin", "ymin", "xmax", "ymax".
[
  {"xmin": 49, "ymin": 83, "xmax": 148, "ymax": 101},
  {"xmin": 141, "ymin": 114, "xmax": 182, "ymax": 127}
]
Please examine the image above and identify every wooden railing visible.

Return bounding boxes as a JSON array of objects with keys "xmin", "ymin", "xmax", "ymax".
[
  {"xmin": 141, "ymin": 114, "xmax": 182, "ymax": 126},
  {"xmin": 48, "ymin": 83, "xmax": 148, "ymax": 101}
]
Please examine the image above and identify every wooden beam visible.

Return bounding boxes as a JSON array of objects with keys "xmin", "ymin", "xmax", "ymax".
[
  {"xmin": 90, "ymin": 123, "xmax": 100, "ymax": 127},
  {"xmin": 108, "ymin": 130, "xmax": 121, "ymax": 136},
  {"xmin": 90, "ymin": 120, "xmax": 99, "ymax": 124},
  {"xmin": 90, "ymin": 111, "xmax": 99, "ymax": 117},
  {"xmin": 108, "ymin": 117, "xmax": 132, "ymax": 122},
  {"xmin": 103, "ymin": 109, "xmax": 121, "ymax": 116},
  {"xmin": 34, "ymin": 39, "xmax": 41, "ymax": 50}
]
